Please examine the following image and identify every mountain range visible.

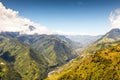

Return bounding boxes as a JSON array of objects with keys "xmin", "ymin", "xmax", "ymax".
[
  {"xmin": 0, "ymin": 27, "xmax": 120, "ymax": 80},
  {"xmin": 0, "ymin": 2, "xmax": 120, "ymax": 80},
  {"xmin": 46, "ymin": 28, "xmax": 120, "ymax": 80},
  {"xmin": 65, "ymin": 35, "xmax": 102, "ymax": 48},
  {"xmin": 0, "ymin": 28, "xmax": 103, "ymax": 79},
  {"xmin": 84, "ymin": 28, "xmax": 120, "ymax": 55},
  {"xmin": 0, "ymin": 33, "xmax": 78, "ymax": 80}
]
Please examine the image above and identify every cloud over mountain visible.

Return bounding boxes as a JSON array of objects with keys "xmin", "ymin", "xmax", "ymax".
[
  {"xmin": 109, "ymin": 8, "xmax": 120, "ymax": 29},
  {"xmin": 0, "ymin": 2, "xmax": 54, "ymax": 34}
]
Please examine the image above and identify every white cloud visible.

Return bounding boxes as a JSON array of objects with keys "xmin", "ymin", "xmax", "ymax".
[
  {"xmin": 109, "ymin": 8, "xmax": 120, "ymax": 29},
  {"xmin": 0, "ymin": 2, "xmax": 54, "ymax": 35},
  {"xmin": 0, "ymin": 2, "xmax": 100, "ymax": 36},
  {"xmin": 0, "ymin": 2, "xmax": 80, "ymax": 35}
]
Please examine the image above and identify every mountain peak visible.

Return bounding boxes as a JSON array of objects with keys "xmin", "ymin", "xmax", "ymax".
[
  {"xmin": 106, "ymin": 28, "xmax": 120, "ymax": 39},
  {"xmin": 0, "ymin": 2, "xmax": 54, "ymax": 35},
  {"xmin": 28, "ymin": 25, "xmax": 36, "ymax": 31},
  {"xmin": 109, "ymin": 28, "xmax": 120, "ymax": 33}
]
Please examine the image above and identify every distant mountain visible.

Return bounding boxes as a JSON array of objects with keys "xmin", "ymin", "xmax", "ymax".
[
  {"xmin": 1, "ymin": 32, "xmax": 76, "ymax": 66},
  {"xmin": 46, "ymin": 43, "xmax": 120, "ymax": 80},
  {"xmin": 51, "ymin": 35, "xmax": 83, "ymax": 49},
  {"xmin": 106, "ymin": 28, "xmax": 120, "ymax": 39},
  {"xmin": 0, "ymin": 28, "xmax": 120, "ymax": 80},
  {"xmin": 46, "ymin": 29, "xmax": 120, "ymax": 80},
  {"xmin": 65, "ymin": 35, "xmax": 102, "ymax": 48},
  {"xmin": 0, "ymin": 31, "xmax": 104, "ymax": 79},
  {"xmin": 0, "ymin": 33, "xmax": 77, "ymax": 79},
  {"xmin": 0, "ymin": 31, "xmax": 102, "ymax": 50},
  {"xmin": 83, "ymin": 28, "xmax": 120, "ymax": 54},
  {"xmin": 97, "ymin": 28, "xmax": 120, "ymax": 43},
  {"xmin": 0, "ymin": 32, "xmax": 81, "ymax": 49},
  {"xmin": 18, "ymin": 34, "xmax": 77, "ymax": 67},
  {"xmin": 0, "ymin": 32, "xmax": 20, "ymax": 38},
  {"xmin": 28, "ymin": 25, "xmax": 36, "ymax": 31}
]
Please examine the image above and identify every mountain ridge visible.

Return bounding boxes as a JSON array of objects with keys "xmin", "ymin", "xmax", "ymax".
[
  {"xmin": 0, "ymin": 34, "xmax": 77, "ymax": 80},
  {"xmin": 46, "ymin": 28, "xmax": 120, "ymax": 80},
  {"xmin": 46, "ymin": 43, "xmax": 120, "ymax": 80}
]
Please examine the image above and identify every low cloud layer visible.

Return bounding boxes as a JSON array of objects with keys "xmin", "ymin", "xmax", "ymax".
[
  {"xmin": 0, "ymin": 2, "xmax": 54, "ymax": 34},
  {"xmin": 109, "ymin": 8, "xmax": 120, "ymax": 29}
]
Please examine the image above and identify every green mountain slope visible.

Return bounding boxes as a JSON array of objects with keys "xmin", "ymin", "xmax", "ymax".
[
  {"xmin": 84, "ymin": 28, "xmax": 120, "ymax": 54},
  {"xmin": 0, "ymin": 35, "xmax": 48, "ymax": 80},
  {"xmin": 18, "ymin": 35, "xmax": 76, "ymax": 67},
  {"xmin": 0, "ymin": 59, "xmax": 21, "ymax": 80},
  {"xmin": 0, "ymin": 34, "xmax": 76, "ymax": 80},
  {"xmin": 46, "ymin": 42, "xmax": 120, "ymax": 80}
]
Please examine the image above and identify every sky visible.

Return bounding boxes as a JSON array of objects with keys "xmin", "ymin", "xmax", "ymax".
[{"xmin": 0, "ymin": 0, "xmax": 120, "ymax": 35}]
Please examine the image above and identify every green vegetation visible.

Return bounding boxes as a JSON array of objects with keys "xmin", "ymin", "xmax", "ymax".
[
  {"xmin": 0, "ymin": 34, "xmax": 76, "ymax": 80},
  {"xmin": 46, "ymin": 43, "xmax": 120, "ymax": 80},
  {"xmin": 84, "ymin": 28, "xmax": 120, "ymax": 55},
  {"xmin": 46, "ymin": 29, "xmax": 120, "ymax": 80},
  {"xmin": 18, "ymin": 35, "xmax": 76, "ymax": 67},
  {"xmin": 0, "ymin": 36, "xmax": 47, "ymax": 80},
  {"xmin": 0, "ymin": 27, "xmax": 120, "ymax": 80},
  {"xmin": 0, "ymin": 59, "xmax": 21, "ymax": 80}
]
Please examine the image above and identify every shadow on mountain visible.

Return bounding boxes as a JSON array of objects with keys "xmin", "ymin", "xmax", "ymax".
[{"xmin": 0, "ymin": 51, "xmax": 15, "ymax": 62}]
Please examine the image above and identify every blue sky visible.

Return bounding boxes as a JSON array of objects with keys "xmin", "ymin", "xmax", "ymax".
[{"xmin": 0, "ymin": 0, "xmax": 120, "ymax": 35}]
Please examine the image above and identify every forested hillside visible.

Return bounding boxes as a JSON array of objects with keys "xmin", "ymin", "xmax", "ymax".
[{"xmin": 46, "ymin": 42, "xmax": 120, "ymax": 80}]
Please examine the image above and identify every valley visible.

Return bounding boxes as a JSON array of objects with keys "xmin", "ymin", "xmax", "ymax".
[
  {"xmin": 46, "ymin": 28, "xmax": 120, "ymax": 80},
  {"xmin": 0, "ymin": 1, "xmax": 120, "ymax": 80},
  {"xmin": 1, "ymin": 28, "xmax": 120, "ymax": 80},
  {"xmin": 0, "ymin": 31, "xmax": 101, "ymax": 80}
]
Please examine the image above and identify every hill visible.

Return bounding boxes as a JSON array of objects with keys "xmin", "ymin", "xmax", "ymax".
[
  {"xmin": 84, "ymin": 28, "xmax": 120, "ymax": 54},
  {"xmin": 0, "ymin": 34, "xmax": 77, "ymax": 80},
  {"xmin": 0, "ymin": 35, "xmax": 48, "ymax": 80},
  {"xmin": 18, "ymin": 34, "xmax": 76, "ymax": 67},
  {"xmin": 46, "ymin": 41, "xmax": 120, "ymax": 80}
]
